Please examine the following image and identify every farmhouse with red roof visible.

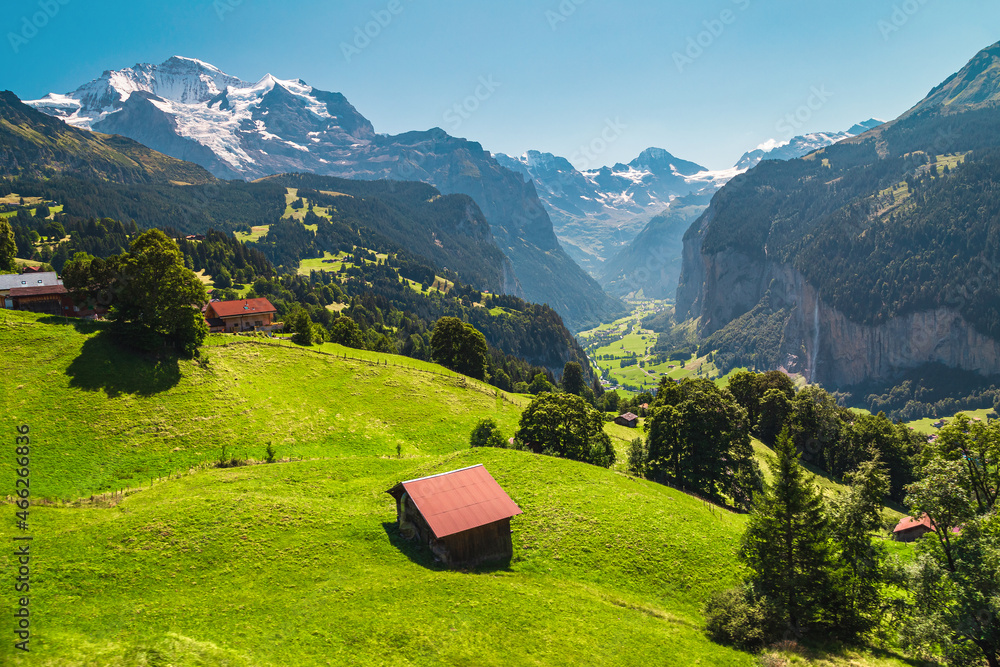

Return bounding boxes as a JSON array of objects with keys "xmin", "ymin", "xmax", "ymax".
[
  {"xmin": 893, "ymin": 514, "xmax": 962, "ymax": 542},
  {"xmin": 387, "ymin": 464, "xmax": 522, "ymax": 568},
  {"xmin": 204, "ymin": 298, "xmax": 278, "ymax": 333}
]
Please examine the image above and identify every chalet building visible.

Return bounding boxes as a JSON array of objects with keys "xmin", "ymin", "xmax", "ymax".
[
  {"xmin": 1, "ymin": 271, "xmax": 62, "ymax": 304},
  {"xmin": 1, "ymin": 272, "xmax": 68, "ymax": 311},
  {"xmin": 893, "ymin": 514, "xmax": 962, "ymax": 542},
  {"xmin": 8, "ymin": 284, "xmax": 74, "ymax": 316},
  {"xmin": 387, "ymin": 464, "xmax": 522, "ymax": 569},
  {"xmin": 615, "ymin": 412, "xmax": 639, "ymax": 428},
  {"xmin": 204, "ymin": 298, "xmax": 279, "ymax": 333}
]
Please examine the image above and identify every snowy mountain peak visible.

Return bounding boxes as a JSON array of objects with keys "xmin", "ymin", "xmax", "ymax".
[
  {"xmin": 24, "ymin": 57, "xmax": 378, "ymax": 174},
  {"xmin": 163, "ymin": 55, "xmax": 228, "ymax": 74},
  {"xmin": 25, "ymin": 56, "xmax": 250, "ymax": 128},
  {"xmin": 253, "ymin": 73, "xmax": 281, "ymax": 91},
  {"xmin": 846, "ymin": 118, "xmax": 884, "ymax": 136},
  {"xmin": 735, "ymin": 119, "xmax": 885, "ymax": 170},
  {"xmin": 629, "ymin": 147, "xmax": 707, "ymax": 176}
]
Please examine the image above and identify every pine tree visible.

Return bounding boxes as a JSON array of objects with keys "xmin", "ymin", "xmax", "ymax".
[{"xmin": 740, "ymin": 428, "xmax": 836, "ymax": 637}]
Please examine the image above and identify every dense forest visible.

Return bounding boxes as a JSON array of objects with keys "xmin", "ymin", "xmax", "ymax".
[
  {"xmin": 5, "ymin": 175, "xmax": 286, "ymax": 235},
  {"xmin": 6, "ymin": 198, "xmax": 588, "ymax": 390}
]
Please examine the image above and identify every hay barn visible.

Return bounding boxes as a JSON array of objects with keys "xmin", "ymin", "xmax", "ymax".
[
  {"xmin": 615, "ymin": 412, "xmax": 639, "ymax": 428},
  {"xmin": 893, "ymin": 514, "xmax": 962, "ymax": 542},
  {"xmin": 386, "ymin": 464, "xmax": 522, "ymax": 568}
]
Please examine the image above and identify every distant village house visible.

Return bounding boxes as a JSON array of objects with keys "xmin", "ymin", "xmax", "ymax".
[
  {"xmin": 1, "ymin": 272, "xmax": 74, "ymax": 316},
  {"xmin": 892, "ymin": 514, "xmax": 961, "ymax": 542},
  {"xmin": 387, "ymin": 464, "xmax": 522, "ymax": 569}
]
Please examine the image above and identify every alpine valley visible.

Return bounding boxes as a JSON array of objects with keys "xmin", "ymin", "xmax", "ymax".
[
  {"xmin": 495, "ymin": 120, "xmax": 882, "ymax": 287},
  {"xmin": 676, "ymin": 40, "xmax": 1000, "ymax": 393},
  {"xmin": 7, "ymin": 19, "xmax": 1000, "ymax": 667}
]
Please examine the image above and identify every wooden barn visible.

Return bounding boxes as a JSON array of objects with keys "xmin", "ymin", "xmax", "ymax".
[
  {"xmin": 615, "ymin": 412, "xmax": 639, "ymax": 428},
  {"xmin": 893, "ymin": 514, "xmax": 961, "ymax": 542},
  {"xmin": 386, "ymin": 464, "xmax": 522, "ymax": 568}
]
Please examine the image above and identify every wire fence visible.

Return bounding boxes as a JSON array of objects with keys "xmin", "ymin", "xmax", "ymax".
[{"xmin": 201, "ymin": 334, "xmax": 524, "ymax": 406}]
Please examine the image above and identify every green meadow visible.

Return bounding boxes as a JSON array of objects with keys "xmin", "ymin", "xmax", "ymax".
[
  {"xmin": 1, "ymin": 310, "xmax": 522, "ymax": 500},
  {"xmin": 0, "ymin": 311, "xmax": 924, "ymax": 666}
]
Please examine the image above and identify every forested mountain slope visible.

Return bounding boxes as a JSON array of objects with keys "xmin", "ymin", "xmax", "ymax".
[{"xmin": 677, "ymin": 40, "xmax": 1000, "ymax": 388}]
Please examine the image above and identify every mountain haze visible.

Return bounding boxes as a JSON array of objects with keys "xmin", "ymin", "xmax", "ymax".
[{"xmin": 583, "ymin": 120, "xmax": 883, "ymax": 298}]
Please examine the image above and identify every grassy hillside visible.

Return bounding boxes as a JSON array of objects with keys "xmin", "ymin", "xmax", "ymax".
[
  {"xmin": 0, "ymin": 449, "xmax": 755, "ymax": 666},
  {"xmin": 1, "ymin": 310, "xmax": 522, "ymax": 500},
  {"xmin": 2, "ymin": 312, "xmax": 926, "ymax": 666}
]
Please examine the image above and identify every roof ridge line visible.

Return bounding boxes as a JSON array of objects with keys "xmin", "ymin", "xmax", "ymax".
[{"xmin": 402, "ymin": 463, "xmax": 484, "ymax": 486}]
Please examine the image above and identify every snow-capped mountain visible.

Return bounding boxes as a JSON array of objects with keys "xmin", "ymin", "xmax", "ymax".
[
  {"xmin": 29, "ymin": 57, "xmax": 247, "ymax": 124},
  {"xmin": 734, "ymin": 119, "xmax": 884, "ymax": 170},
  {"xmin": 494, "ymin": 119, "xmax": 882, "ymax": 275},
  {"xmin": 28, "ymin": 56, "xmax": 376, "ymax": 180},
  {"xmin": 494, "ymin": 148, "xmax": 731, "ymax": 274},
  {"xmin": 26, "ymin": 56, "xmax": 625, "ymax": 330},
  {"xmin": 597, "ymin": 119, "xmax": 886, "ymax": 299}
]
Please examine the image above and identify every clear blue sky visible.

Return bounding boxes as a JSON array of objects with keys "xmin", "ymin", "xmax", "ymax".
[{"xmin": 2, "ymin": 0, "xmax": 997, "ymax": 170}]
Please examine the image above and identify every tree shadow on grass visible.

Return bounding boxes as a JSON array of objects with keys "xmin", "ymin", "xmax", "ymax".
[
  {"xmin": 768, "ymin": 640, "xmax": 938, "ymax": 667},
  {"xmin": 381, "ymin": 522, "xmax": 513, "ymax": 574},
  {"xmin": 37, "ymin": 315, "xmax": 106, "ymax": 335},
  {"xmin": 66, "ymin": 330, "xmax": 181, "ymax": 397}
]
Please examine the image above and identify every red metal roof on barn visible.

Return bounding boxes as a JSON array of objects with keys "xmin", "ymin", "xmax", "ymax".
[
  {"xmin": 894, "ymin": 515, "xmax": 933, "ymax": 533},
  {"xmin": 399, "ymin": 464, "xmax": 522, "ymax": 539},
  {"xmin": 208, "ymin": 298, "xmax": 276, "ymax": 318},
  {"xmin": 893, "ymin": 514, "xmax": 961, "ymax": 535}
]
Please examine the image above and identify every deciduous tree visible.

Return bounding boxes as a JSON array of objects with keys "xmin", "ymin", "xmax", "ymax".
[
  {"xmin": 646, "ymin": 377, "xmax": 760, "ymax": 508},
  {"xmin": 515, "ymin": 392, "xmax": 615, "ymax": 467},
  {"xmin": 110, "ymin": 230, "xmax": 207, "ymax": 356},
  {"xmin": 430, "ymin": 316, "xmax": 489, "ymax": 380},
  {"xmin": 470, "ymin": 417, "xmax": 506, "ymax": 449}
]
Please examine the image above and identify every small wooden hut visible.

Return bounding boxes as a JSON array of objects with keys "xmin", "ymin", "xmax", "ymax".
[
  {"xmin": 892, "ymin": 514, "xmax": 961, "ymax": 542},
  {"xmin": 615, "ymin": 412, "xmax": 639, "ymax": 428},
  {"xmin": 386, "ymin": 464, "xmax": 522, "ymax": 568}
]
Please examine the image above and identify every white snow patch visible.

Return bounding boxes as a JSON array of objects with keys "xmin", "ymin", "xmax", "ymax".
[{"xmin": 755, "ymin": 138, "xmax": 790, "ymax": 151}]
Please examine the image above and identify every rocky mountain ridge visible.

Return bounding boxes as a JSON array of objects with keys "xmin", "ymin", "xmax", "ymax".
[
  {"xmin": 26, "ymin": 56, "xmax": 622, "ymax": 330},
  {"xmin": 676, "ymin": 40, "xmax": 1000, "ymax": 388}
]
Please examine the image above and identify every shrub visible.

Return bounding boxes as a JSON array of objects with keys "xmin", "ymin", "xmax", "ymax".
[
  {"xmin": 470, "ymin": 417, "xmax": 506, "ymax": 449},
  {"xmin": 703, "ymin": 587, "xmax": 779, "ymax": 651}
]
